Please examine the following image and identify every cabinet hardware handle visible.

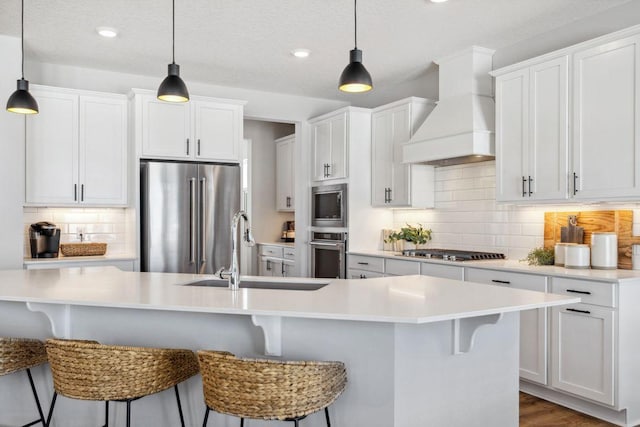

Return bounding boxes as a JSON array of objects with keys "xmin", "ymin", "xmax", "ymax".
[
  {"xmin": 491, "ymin": 279, "xmax": 511, "ymax": 284},
  {"xmin": 197, "ymin": 139, "xmax": 201, "ymax": 156},
  {"xmin": 81, "ymin": 184, "xmax": 84, "ymax": 202},
  {"xmin": 528, "ymin": 176, "xmax": 533, "ymax": 196},
  {"xmin": 566, "ymin": 289, "xmax": 591, "ymax": 295},
  {"xmin": 74, "ymin": 184, "xmax": 78, "ymax": 201},
  {"xmin": 522, "ymin": 176, "xmax": 527, "ymax": 197},
  {"xmin": 573, "ymin": 172, "xmax": 579, "ymax": 195},
  {"xmin": 266, "ymin": 260, "xmax": 271, "ymax": 271},
  {"xmin": 186, "ymin": 138, "xmax": 190, "ymax": 156},
  {"xmin": 360, "ymin": 274, "xmax": 365, "ymax": 279},
  {"xmin": 566, "ymin": 308, "xmax": 591, "ymax": 315},
  {"xmin": 326, "ymin": 164, "xmax": 331, "ymax": 178},
  {"xmin": 357, "ymin": 262, "xmax": 369, "ymax": 265}
]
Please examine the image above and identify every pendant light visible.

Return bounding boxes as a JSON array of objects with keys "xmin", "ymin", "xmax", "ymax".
[
  {"xmin": 6, "ymin": 0, "xmax": 38, "ymax": 114},
  {"xmin": 339, "ymin": 0, "xmax": 373, "ymax": 93},
  {"xmin": 157, "ymin": 0, "xmax": 189, "ymax": 102}
]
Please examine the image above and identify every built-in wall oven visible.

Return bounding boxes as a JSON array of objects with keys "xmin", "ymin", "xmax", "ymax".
[
  {"xmin": 311, "ymin": 184, "xmax": 348, "ymax": 228},
  {"xmin": 310, "ymin": 231, "xmax": 347, "ymax": 279}
]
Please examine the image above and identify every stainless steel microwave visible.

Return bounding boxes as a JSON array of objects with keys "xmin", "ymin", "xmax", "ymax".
[{"xmin": 311, "ymin": 184, "xmax": 347, "ymax": 227}]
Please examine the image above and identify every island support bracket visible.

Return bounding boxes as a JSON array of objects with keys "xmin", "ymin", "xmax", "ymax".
[
  {"xmin": 26, "ymin": 302, "xmax": 72, "ymax": 338},
  {"xmin": 251, "ymin": 315, "xmax": 282, "ymax": 356},
  {"xmin": 452, "ymin": 313, "xmax": 503, "ymax": 355}
]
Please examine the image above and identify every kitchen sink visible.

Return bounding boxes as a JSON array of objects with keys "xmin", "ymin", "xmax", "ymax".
[{"xmin": 182, "ymin": 279, "xmax": 330, "ymax": 291}]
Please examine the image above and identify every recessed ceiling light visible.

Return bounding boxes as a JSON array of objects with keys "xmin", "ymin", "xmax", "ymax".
[
  {"xmin": 96, "ymin": 27, "xmax": 118, "ymax": 38},
  {"xmin": 430, "ymin": 0, "xmax": 449, "ymax": 3},
  {"xmin": 291, "ymin": 48, "xmax": 311, "ymax": 59}
]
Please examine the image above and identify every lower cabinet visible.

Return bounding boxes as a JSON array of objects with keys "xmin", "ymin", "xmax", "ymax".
[
  {"xmin": 258, "ymin": 244, "xmax": 295, "ymax": 277},
  {"xmin": 259, "ymin": 258, "xmax": 283, "ymax": 277},
  {"xmin": 347, "ymin": 254, "xmax": 385, "ymax": 279},
  {"xmin": 466, "ymin": 268, "xmax": 548, "ymax": 385}
]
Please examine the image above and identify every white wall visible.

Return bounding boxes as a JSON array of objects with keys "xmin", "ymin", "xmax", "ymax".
[
  {"xmin": 0, "ymin": 36, "xmax": 25, "ymax": 269},
  {"xmin": 393, "ymin": 161, "xmax": 640, "ymax": 261}
]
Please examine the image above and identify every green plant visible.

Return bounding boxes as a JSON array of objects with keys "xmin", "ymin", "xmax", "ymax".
[
  {"xmin": 385, "ymin": 224, "xmax": 432, "ymax": 245},
  {"xmin": 523, "ymin": 247, "xmax": 555, "ymax": 266}
]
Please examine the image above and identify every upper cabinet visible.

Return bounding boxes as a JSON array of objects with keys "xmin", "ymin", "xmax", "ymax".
[
  {"xmin": 371, "ymin": 98, "xmax": 435, "ymax": 208},
  {"xmin": 135, "ymin": 90, "xmax": 244, "ymax": 163},
  {"xmin": 275, "ymin": 134, "xmax": 295, "ymax": 211},
  {"xmin": 493, "ymin": 27, "xmax": 640, "ymax": 203},
  {"xmin": 310, "ymin": 111, "xmax": 347, "ymax": 181},
  {"xmin": 26, "ymin": 86, "xmax": 128, "ymax": 206}
]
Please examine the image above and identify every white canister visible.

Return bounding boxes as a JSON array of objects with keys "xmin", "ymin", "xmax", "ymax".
[
  {"xmin": 590, "ymin": 232, "xmax": 618, "ymax": 270},
  {"xmin": 565, "ymin": 244, "xmax": 591, "ymax": 269},
  {"xmin": 554, "ymin": 243, "xmax": 573, "ymax": 266},
  {"xmin": 633, "ymin": 244, "xmax": 640, "ymax": 270}
]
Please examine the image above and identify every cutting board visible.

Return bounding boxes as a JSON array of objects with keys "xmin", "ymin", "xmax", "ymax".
[{"xmin": 544, "ymin": 210, "xmax": 640, "ymax": 269}]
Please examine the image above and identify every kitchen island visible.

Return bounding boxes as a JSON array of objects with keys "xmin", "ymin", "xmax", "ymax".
[{"xmin": 0, "ymin": 267, "xmax": 577, "ymax": 427}]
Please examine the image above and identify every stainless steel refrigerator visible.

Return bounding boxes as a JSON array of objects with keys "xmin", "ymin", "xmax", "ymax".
[{"xmin": 140, "ymin": 160, "xmax": 240, "ymax": 274}]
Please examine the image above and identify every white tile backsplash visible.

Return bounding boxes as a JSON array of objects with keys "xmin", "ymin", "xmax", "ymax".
[
  {"xmin": 23, "ymin": 207, "xmax": 134, "ymax": 257},
  {"xmin": 393, "ymin": 161, "xmax": 640, "ymax": 260}
]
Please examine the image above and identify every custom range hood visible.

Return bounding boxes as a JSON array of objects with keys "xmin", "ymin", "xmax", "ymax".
[{"xmin": 403, "ymin": 46, "xmax": 496, "ymax": 166}]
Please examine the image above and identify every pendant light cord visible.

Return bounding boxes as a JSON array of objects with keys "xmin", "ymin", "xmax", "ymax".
[
  {"xmin": 353, "ymin": 0, "xmax": 358, "ymax": 49},
  {"xmin": 21, "ymin": 0, "xmax": 24, "ymax": 79},
  {"xmin": 172, "ymin": 0, "xmax": 175, "ymax": 64}
]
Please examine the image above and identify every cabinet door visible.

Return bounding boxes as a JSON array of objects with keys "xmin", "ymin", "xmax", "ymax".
[
  {"xmin": 495, "ymin": 69, "xmax": 528, "ymax": 202},
  {"xmin": 26, "ymin": 90, "xmax": 79, "ymax": 205},
  {"xmin": 466, "ymin": 268, "xmax": 548, "ymax": 385},
  {"xmin": 551, "ymin": 304, "xmax": 615, "ymax": 405},
  {"xmin": 194, "ymin": 101, "xmax": 241, "ymax": 162},
  {"xmin": 329, "ymin": 113, "xmax": 347, "ymax": 179},
  {"xmin": 282, "ymin": 261, "xmax": 295, "ymax": 277},
  {"xmin": 371, "ymin": 111, "xmax": 393, "ymax": 206},
  {"xmin": 529, "ymin": 57, "xmax": 568, "ymax": 201},
  {"xmin": 276, "ymin": 137, "xmax": 294, "ymax": 211},
  {"xmin": 388, "ymin": 105, "xmax": 411, "ymax": 206},
  {"xmin": 141, "ymin": 96, "xmax": 191, "ymax": 158},
  {"xmin": 572, "ymin": 35, "xmax": 640, "ymax": 199},
  {"xmin": 79, "ymin": 96, "xmax": 128, "ymax": 205},
  {"xmin": 312, "ymin": 121, "xmax": 331, "ymax": 181}
]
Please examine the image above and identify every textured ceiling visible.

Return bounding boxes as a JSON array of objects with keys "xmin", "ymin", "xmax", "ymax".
[{"xmin": 0, "ymin": 0, "xmax": 633, "ymax": 106}]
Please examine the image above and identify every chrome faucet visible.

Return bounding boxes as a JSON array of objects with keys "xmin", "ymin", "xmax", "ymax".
[{"xmin": 216, "ymin": 211, "xmax": 255, "ymax": 290}]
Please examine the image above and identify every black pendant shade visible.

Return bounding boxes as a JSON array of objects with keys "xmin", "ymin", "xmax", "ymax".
[
  {"xmin": 6, "ymin": 0, "xmax": 39, "ymax": 114},
  {"xmin": 157, "ymin": 0, "xmax": 189, "ymax": 102},
  {"xmin": 339, "ymin": 0, "xmax": 372, "ymax": 93},
  {"xmin": 339, "ymin": 48, "xmax": 372, "ymax": 93}
]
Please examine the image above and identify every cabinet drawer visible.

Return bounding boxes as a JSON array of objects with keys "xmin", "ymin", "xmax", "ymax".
[
  {"xmin": 385, "ymin": 258, "xmax": 420, "ymax": 276},
  {"xmin": 551, "ymin": 278, "xmax": 616, "ymax": 308},
  {"xmin": 348, "ymin": 269, "xmax": 384, "ymax": 279},
  {"xmin": 260, "ymin": 245, "xmax": 284, "ymax": 258},
  {"xmin": 421, "ymin": 263, "xmax": 464, "ymax": 280},
  {"xmin": 347, "ymin": 255, "xmax": 384, "ymax": 273},
  {"xmin": 283, "ymin": 247, "xmax": 295, "ymax": 260},
  {"xmin": 465, "ymin": 268, "xmax": 546, "ymax": 292}
]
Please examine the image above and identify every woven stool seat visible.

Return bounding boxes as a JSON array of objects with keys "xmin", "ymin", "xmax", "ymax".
[
  {"xmin": 0, "ymin": 337, "xmax": 48, "ymax": 427},
  {"xmin": 45, "ymin": 339, "xmax": 199, "ymax": 427},
  {"xmin": 198, "ymin": 350, "xmax": 347, "ymax": 427}
]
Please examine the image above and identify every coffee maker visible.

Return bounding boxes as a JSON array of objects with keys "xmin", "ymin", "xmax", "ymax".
[{"xmin": 29, "ymin": 222, "xmax": 61, "ymax": 258}]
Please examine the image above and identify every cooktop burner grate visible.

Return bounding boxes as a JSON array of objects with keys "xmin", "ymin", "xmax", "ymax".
[{"xmin": 401, "ymin": 248, "xmax": 506, "ymax": 261}]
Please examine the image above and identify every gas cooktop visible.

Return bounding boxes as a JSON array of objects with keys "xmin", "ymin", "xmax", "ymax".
[{"xmin": 400, "ymin": 249, "xmax": 506, "ymax": 262}]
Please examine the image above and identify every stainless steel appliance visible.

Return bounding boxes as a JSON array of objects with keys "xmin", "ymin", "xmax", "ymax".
[
  {"xmin": 311, "ymin": 184, "xmax": 348, "ymax": 228},
  {"xmin": 401, "ymin": 248, "xmax": 505, "ymax": 261},
  {"xmin": 29, "ymin": 222, "xmax": 61, "ymax": 258},
  {"xmin": 140, "ymin": 160, "xmax": 240, "ymax": 273},
  {"xmin": 310, "ymin": 231, "xmax": 347, "ymax": 278}
]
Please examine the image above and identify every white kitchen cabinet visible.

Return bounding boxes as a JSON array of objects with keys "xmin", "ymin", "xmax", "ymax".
[
  {"xmin": 495, "ymin": 56, "xmax": 568, "ymax": 202},
  {"xmin": 310, "ymin": 111, "xmax": 347, "ymax": 181},
  {"xmin": 26, "ymin": 86, "xmax": 127, "ymax": 206},
  {"xmin": 259, "ymin": 258, "xmax": 283, "ymax": 277},
  {"xmin": 466, "ymin": 268, "xmax": 548, "ymax": 385},
  {"xmin": 137, "ymin": 91, "xmax": 244, "ymax": 162},
  {"xmin": 275, "ymin": 134, "xmax": 295, "ymax": 211},
  {"xmin": 572, "ymin": 35, "xmax": 640, "ymax": 200},
  {"xmin": 420, "ymin": 262, "xmax": 464, "ymax": 280},
  {"xmin": 348, "ymin": 269, "xmax": 384, "ymax": 279},
  {"xmin": 258, "ymin": 244, "xmax": 294, "ymax": 277},
  {"xmin": 371, "ymin": 98, "xmax": 435, "ymax": 208}
]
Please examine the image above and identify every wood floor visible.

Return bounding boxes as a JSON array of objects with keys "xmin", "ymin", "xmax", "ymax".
[{"xmin": 520, "ymin": 393, "xmax": 616, "ymax": 426}]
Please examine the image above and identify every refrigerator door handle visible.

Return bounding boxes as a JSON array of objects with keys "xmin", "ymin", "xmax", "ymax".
[
  {"xmin": 189, "ymin": 177, "xmax": 197, "ymax": 264},
  {"xmin": 200, "ymin": 177, "xmax": 207, "ymax": 265}
]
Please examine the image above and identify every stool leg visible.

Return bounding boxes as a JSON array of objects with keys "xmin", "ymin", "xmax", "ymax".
[
  {"xmin": 240, "ymin": 418, "xmax": 244, "ymax": 427},
  {"xmin": 25, "ymin": 368, "xmax": 46, "ymax": 427},
  {"xmin": 174, "ymin": 385, "xmax": 186, "ymax": 427},
  {"xmin": 102, "ymin": 401, "xmax": 109, "ymax": 427},
  {"xmin": 125, "ymin": 400, "xmax": 132, "ymax": 427},
  {"xmin": 44, "ymin": 392, "xmax": 57, "ymax": 427},
  {"xmin": 325, "ymin": 407, "xmax": 331, "ymax": 427},
  {"xmin": 202, "ymin": 407, "xmax": 210, "ymax": 427}
]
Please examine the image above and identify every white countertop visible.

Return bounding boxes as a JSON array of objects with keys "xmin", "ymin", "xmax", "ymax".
[
  {"xmin": 23, "ymin": 254, "xmax": 137, "ymax": 265},
  {"xmin": 0, "ymin": 267, "xmax": 577, "ymax": 324},
  {"xmin": 349, "ymin": 250, "xmax": 640, "ymax": 283}
]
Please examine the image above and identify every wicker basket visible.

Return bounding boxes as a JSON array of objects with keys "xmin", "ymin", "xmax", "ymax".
[
  {"xmin": 60, "ymin": 243, "xmax": 107, "ymax": 257},
  {"xmin": 0, "ymin": 337, "xmax": 48, "ymax": 376}
]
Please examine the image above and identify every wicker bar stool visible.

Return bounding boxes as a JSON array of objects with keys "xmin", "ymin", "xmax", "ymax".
[
  {"xmin": 198, "ymin": 350, "xmax": 347, "ymax": 427},
  {"xmin": 0, "ymin": 337, "xmax": 48, "ymax": 427},
  {"xmin": 44, "ymin": 339, "xmax": 199, "ymax": 427}
]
